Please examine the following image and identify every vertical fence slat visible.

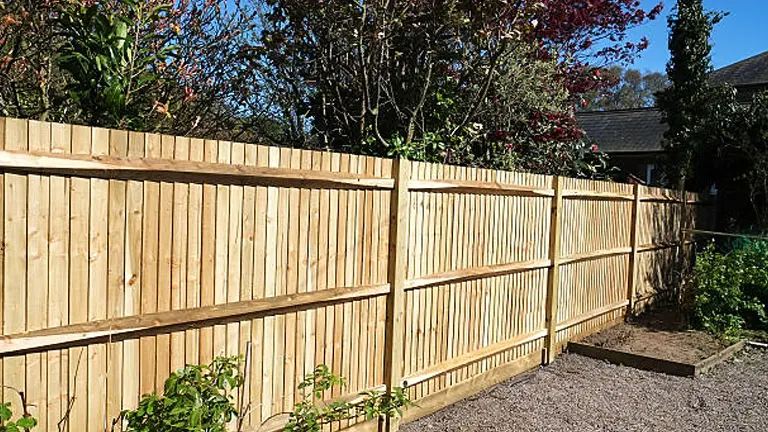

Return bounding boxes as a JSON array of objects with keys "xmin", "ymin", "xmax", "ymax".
[
  {"xmin": 48, "ymin": 122, "xmax": 71, "ymax": 430},
  {"xmin": 3, "ymin": 119, "xmax": 27, "ymax": 418},
  {"xmin": 139, "ymin": 134, "xmax": 161, "ymax": 397},
  {"xmin": 0, "ymin": 118, "xmax": 4, "ymax": 421},
  {"xmin": 679, "ymin": 191, "xmax": 692, "ymax": 304},
  {"xmin": 27, "ymin": 120, "xmax": 50, "ymax": 430},
  {"xmin": 212, "ymin": 142, "xmax": 230, "ymax": 364},
  {"xmin": 67, "ymin": 125, "xmax": 91, "ymax": 430},
  {"xmin": 87, "ymin": 127, "xmax": 109, "ymax": 432},
  {"xmin": 251, "ymin": 144, "xmax": 269, "ymax": 424},
  {"xmin": 156, "ymin": 135, "xmax": 175, "ymax": 388},
  {"xmin": 106, "ymin": 129, "xmax": 127, "ymax": 426},
  {"xmin": 122, "ymin": 131, "xmax": 145, "ymax": 414},
  {"xmin": 199, "ymin": 139, "xmax": 217, "ymax": 366},
  {"xmin": 185, "ymin": 138, "xmax": 204, "ymax": 368}
]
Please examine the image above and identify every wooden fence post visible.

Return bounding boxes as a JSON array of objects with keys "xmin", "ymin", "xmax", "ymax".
[
  {"xmin": 383, "ymin": 159, "xmax": 410, "ymax": 432},
  {"xmin": 544, "ymin": 176, "xmax": 563, "ymax": 364},
  {"xmin": 678, "ymin": 191, "xmax": 692, "ymax": 305},
  {"xmin": 626, "ymin": 184, "xmax": 641, "ymax": 314}
]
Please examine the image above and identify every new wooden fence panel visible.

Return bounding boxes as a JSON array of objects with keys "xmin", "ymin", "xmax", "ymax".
[
  {"xmin": 0, "ymin": 119, "xmax": 393, "ymax": 432},
  {"xmin": 555, "ymin": 178, "xmax": 634, "ymax": 346},
  {"xmin": 0, "ymin": 117, "xmax": 712, "ymax": 432},
  {"xmin": 401, "ymin": 163, "xmax": 551, "ymax": 413},
  {"xmin": 633, "ymin": 185, "xmax": 687, "ymax": 310}
]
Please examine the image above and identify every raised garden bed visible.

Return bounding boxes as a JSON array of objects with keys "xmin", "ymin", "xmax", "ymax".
[{"xmin": 568, "ymin": 308, "xmax": 746, "ymax": 377}]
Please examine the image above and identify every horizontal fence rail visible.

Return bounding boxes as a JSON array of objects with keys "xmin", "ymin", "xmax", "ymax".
[
  {"xmin": 0, "ymin": 149, "xmax": 396, "ymax": 190},
  {"xmin": 0, "ymin": 117, "xmax": 713, "ymax": 432}
]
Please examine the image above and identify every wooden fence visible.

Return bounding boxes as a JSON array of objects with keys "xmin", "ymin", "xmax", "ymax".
[{"xmin": 0, "ymin": 117, "xmax": 711, "ymax": 432}]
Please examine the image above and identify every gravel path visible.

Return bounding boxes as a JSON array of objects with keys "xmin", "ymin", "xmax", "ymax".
[{"xmin": 402, "ymin": 348, "xmax": 768, "ymax": 432}]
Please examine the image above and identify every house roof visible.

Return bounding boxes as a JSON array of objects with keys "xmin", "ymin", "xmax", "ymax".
[
  {"xmin": 710, "ymin": 50, "xmax": 768, "ymax": 87},
  {"xmin": 576, "ymin": 108, "xmax": 665, "ymax": 153},
  {"xmin": 575, "ymin": 52, "xmax": 768, "ymax": 154}
]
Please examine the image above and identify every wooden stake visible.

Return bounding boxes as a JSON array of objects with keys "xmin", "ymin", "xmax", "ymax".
[
  {"xmin": 383, "ymin": 159, "xmax": 410, "ymax": 432},
  {"xmin": 544, "ymin": 176, "xmax": 563, "ymax": 364},
  {"xmin": 626, "ymin": 184, "xmax": 641, "ymax": 314}
]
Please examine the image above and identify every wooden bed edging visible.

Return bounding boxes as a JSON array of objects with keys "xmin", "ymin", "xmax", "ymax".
[
  {"xmin": 694, "ymin": 341, "xmax": 746, "ymax": 377},
  {"xmin": 567, "ymin": 342, "xmax": 695, "ymax": 376},
  {"xmin": 567, "ymin": 340, "xmax": 746, "ymax": 377}
]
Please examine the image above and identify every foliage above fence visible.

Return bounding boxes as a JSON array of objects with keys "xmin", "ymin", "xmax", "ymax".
[
  {"xmin": 0, "ymin": 117, "xmax": 711, "ymax": 432},
  {"xmin": 0, "ymin": 0, "xmax": 663, "ymax": 180}
]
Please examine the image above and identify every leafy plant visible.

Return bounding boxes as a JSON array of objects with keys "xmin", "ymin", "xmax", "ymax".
[
  {"xmin": 55, "ymin": 0, "xmax": 177, "ymax": 128},
  {"xmin": 657, "ymin": 0, "xmax": 727, "ymax": 190},
  {"xmin": 284, "ymin": 365, "xmax": 411, "ymax": 432},
  {"xmin": 733, "ymin": 239, "xmax": 768, "ymax": 315},
  {"xmin": 0, "ymin": 402, "xmax": 37, "ymax": 432},
  {"xmin": 260, "ymin": 0, "xmax": 660, "ymax": 175},
  {"xmin": 118, "ymin": 356, "xmax": 244, "ymax": 432},
  {"xmin": 4, "ymin": 0, "xmax": 664, "ymax": 173},
  {"xmin": 693, "ymin": 241, "xmax": 768, "ymax": 337}
]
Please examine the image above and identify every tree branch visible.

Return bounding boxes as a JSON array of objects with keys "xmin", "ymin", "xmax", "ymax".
[
  {"xmin": 450, "ymin": 40, "xmax": 509, "ymax": 137},
  {"xmin": 406, "ymin": 57, "xmax": 432, "ymax": 144}
]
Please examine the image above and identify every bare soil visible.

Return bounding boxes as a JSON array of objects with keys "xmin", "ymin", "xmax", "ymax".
[
  {"xmin": 581, "ymin": 308, "xmax": 727, "ymax": 364},
  {"xmin": 401, "ymin": 348, "xmax": 768, "ymax": 432}
]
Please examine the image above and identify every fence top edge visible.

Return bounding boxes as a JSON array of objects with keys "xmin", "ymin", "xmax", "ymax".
[{"xmin": 3, "ymin": 116, "xmax": 698, "ymax": 198}]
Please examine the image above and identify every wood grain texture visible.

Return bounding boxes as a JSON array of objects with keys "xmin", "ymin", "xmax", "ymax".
[
  {"xmin": 544, "ymin": 177, "xmax": 563, "ymax": 363},
  {"xmin": 0, "ymin": 117, "xmax": 708, "ymax": 432},
  {"xmin": 0, "ymin": 149, "xmax": 394, "ymax": 190},
  {"xmin": 383, "ymin": 160, "xmax": 410, "ymax": 432}
]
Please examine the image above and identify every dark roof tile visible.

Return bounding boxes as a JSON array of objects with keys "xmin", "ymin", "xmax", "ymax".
[
  {"xmin": 710, "ymin": 50, "xmax": 768, "ymax": 87},
  {"xmin": 576, "ymin": 108, "xmax": 665, "ymax": 153},
  {"xmin": 575, "ymin": 52, "xmax": 768, "ymax": 153}
]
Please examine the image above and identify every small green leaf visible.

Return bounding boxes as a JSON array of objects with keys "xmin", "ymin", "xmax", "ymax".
[
  {"xmin": 0, "ymin": 403, "xmax": 12, "ymax": 421},
  {"xmin": 16, "ymin": 417, "xmax": 37, "ymax": 430}
]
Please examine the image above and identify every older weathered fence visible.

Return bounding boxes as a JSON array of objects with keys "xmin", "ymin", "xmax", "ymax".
[{"xmin": 0, "ymin": 117, "xmax": 711, "ymax": 432}]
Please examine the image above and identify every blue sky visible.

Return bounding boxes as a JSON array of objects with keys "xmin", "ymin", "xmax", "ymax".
[{"xmin": 622, "ymin": 0, "xmax": 768, "ymax": 73}]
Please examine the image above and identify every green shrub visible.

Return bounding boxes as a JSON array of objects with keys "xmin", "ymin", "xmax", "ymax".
[
  {"xmin": 55, "ymin": 0, "xmax": 177, "ymax": 129},
  {"xmin": 693, "ymin": 241, "xmax": 768, "ymax": 337},
  {"xmin": 285, "ymin": 365, "xmax": 411, "ymax": 432},
  {"xmin": 119, "ymin": 356, "xmax": 244, "ymax": 432},
  {"xmin": 737, "ymin": 239, "xmax": 768, "ymax": 311},
  {"xmin": 0, "ymin": 402, "xmax": 37, "ymax": 432},
  {"xmin": 116, "ymin": 357, "xmax": 409, "ymax": 432}
]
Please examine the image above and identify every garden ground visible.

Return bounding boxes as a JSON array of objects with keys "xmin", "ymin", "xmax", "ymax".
[
  {"xmin": 401, "ymin": 348, "xmax": 768, "ymax": 432},
  {"xmin": 581, "ymin": 307, "xmax": 728, "ymax": 364}
]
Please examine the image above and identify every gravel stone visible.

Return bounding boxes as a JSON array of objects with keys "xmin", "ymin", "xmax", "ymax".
[{"xmin": 401, "ymin": 348, "xmax": 768, "ymax": 431}]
